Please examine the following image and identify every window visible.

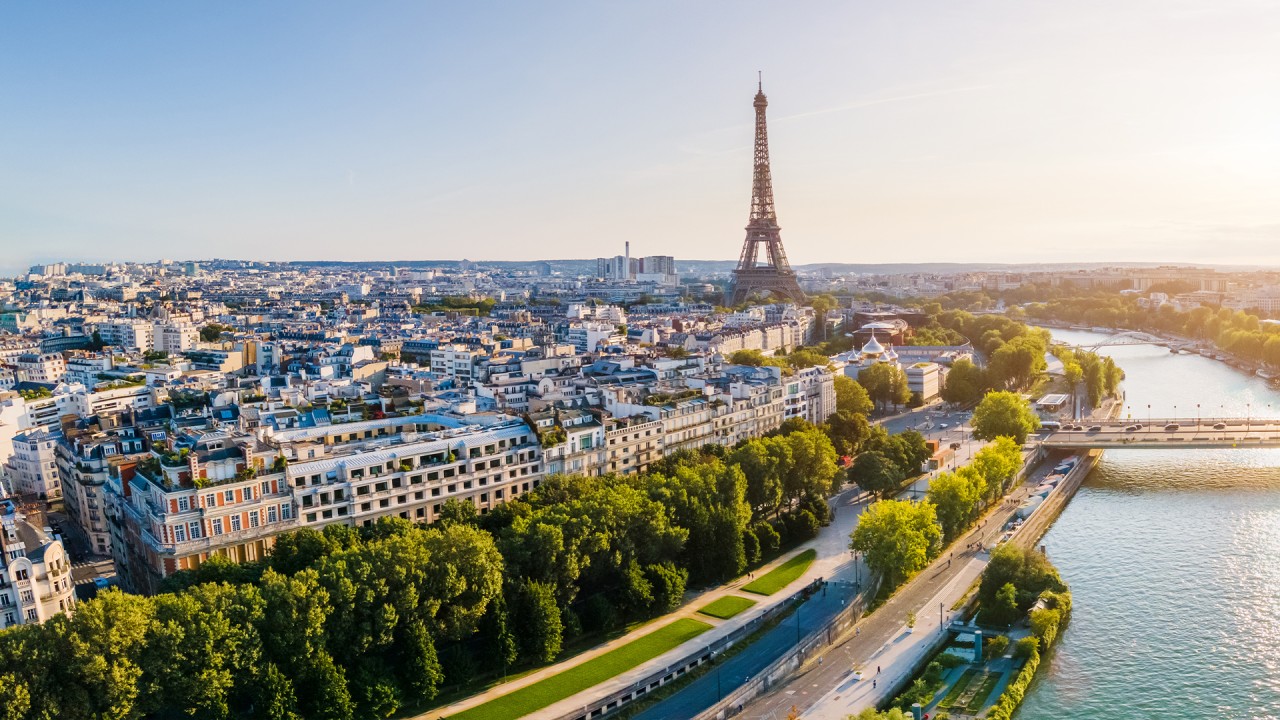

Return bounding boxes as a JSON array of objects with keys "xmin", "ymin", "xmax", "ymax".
[
  {"xmin": 230, "ymin": 515, "xmax": 242, "ymax": 532},
  {"xmin": 249, "ymin": 511, "xmax": 260, "ymax": 528},
  {"xmin": 211, "ymin": 518, "xmax": 223, "ymax": 535},
  {"xmin": 188, "ymin": 521, "xmax": 201, "ymax": 539},
  {"xmin": 177, "ymin": 497, "xmax": 189, "ymax": 512},
  {"xmin": 267, "ymin": 506, "xmax": 278, "ymax": 523},
  {"xmin": 280, "ymin": 504, "xmax": 292, "ymax": 520},
  {"xmin": 25, "ymin": 609, "xmax": 37, "ymax": 621},
  {"xmin": 174, "ymin": 525, "xmax": 186, "ymax": 542},
  {"xmin": 205, "ymin": 493, "xmax": 216, "ymax": 507},
  {"xmin": 244, "ymin": 486, "xmax": 254, "ymax": 501},
  {"xmin": 223, "ymin": 490, "xmax": 234, "ymax": 504},
  {"xmin": 19, "ymin": 590, "xmax": 33, "ymax": 604},
  {"xmin": 2, "ymin": 612, "xmax": 13, "ymax": 626}
]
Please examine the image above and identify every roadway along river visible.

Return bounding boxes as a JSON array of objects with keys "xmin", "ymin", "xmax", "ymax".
[{"xmin": 1018, "ymin": 328, "xmax": 1280, "ymax": 719}]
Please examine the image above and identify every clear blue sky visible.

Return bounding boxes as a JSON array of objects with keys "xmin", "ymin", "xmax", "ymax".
[{"xmin": 3, "ymin": 1, "xmax": 1279, "ymax": 274}]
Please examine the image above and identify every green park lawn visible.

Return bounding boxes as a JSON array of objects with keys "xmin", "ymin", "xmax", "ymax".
[
  {"xmin": 697, "ymin": 595, "xmax": 757, "ymax": 620},
  {"xmin": 742, "ymin": 548, "xmax": 817, "ymax": 595},
  {"xmin": 448, "ymin": 618, "xmax": 713, "ymax": 720}
]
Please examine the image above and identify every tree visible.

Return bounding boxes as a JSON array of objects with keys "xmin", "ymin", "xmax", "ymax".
[
  {"xmin": 970, "ymin": 436, "xmax": 1023, "ymax": 500},
  {"xmin": 941, "ymin": 357, "xmax": 985, "ymax": 405},
  {"xmin": 984, "ymin": 582, "xmax": 1020, "ymax": 627},
  {"xmin": 926, "ymin": 468, "xmax": 984, "ymax": 542},
  {"xmin": 857, "ymin": 363, "xmax": 911, "ymax": 411},
  {"xmin": 972, "ymin": 391, "xmax": 1040, "ymax": 444},
  {"xmin": 823, "ymin": 410, "xmax": 871, "ymax": 457},
  {"xmin": 849, "ymin": 499, "xmax": 941, "ymax": 590},
  {"xmin": 782, "ymin": 428, "xmax": 840, "ymax": 500},
  {"xmin": 834, "ymin": 374, "xmax": 873, "ymax": 415},
  {"xmin": 809, "ymin": 295, "xmax": 838, "ymax": 342},
  {"xmin": 732, "ymin": 439, "xmax": 784, "ymax": 519},
  {"xmin": 200, "ymin": 324, "xmax": 229, "ymax": 342},
  {"xmin": 848, "ymin": 451, "xmax": 903, "ymax": 498},
  {"xmin": 515, "ymin": 580, "xmax": 563, "ymax": 663},
  {"xmin": 728, "ymin": 349, "xmax": 766, "ymax": 366}
]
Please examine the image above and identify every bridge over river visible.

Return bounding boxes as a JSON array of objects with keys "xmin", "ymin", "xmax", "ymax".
[{"xmin": 1038, "ymin": 418, "xmax": 1280, "ymax": 449}]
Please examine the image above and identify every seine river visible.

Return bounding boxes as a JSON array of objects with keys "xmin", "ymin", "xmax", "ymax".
[{"xmin": 1016, "ymin": 328, "xmax": 1280, "ymax": 719}]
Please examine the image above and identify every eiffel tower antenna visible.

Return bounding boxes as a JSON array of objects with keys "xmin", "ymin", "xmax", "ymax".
[{"xmin": 728, "ymin": 76, "xmax": 807, "ymax": 306}]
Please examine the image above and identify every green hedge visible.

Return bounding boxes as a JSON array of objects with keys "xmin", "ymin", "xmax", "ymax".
[{"xmin": 984, "ymin": 588, "xmax": 1070, "ymax": 720}]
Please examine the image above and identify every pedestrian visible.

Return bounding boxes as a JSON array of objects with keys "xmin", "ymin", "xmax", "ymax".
[
  {"xmin": 877, "ymin": 665, "xmax": 880, "ymax": 674},
  {"xmin": 873, "ymin": 679, "xmax": 877, "ymax": 689}
]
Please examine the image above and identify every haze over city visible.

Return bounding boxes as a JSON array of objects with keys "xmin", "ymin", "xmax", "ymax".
[{"xmin": 5, "ymin": 0, "xmax": 1280, "ymax": 275}]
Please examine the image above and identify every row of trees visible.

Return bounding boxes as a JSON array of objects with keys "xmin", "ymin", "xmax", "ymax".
[
  {"xmin": 846, "ymin": 428, "xmax": 933, "ymax": 499},
  {"xmin": 0, "ymin": 520, "xmax": 501, "ymax": 720},
  {"xmin": 850, "ymin": 433, "xmax": 1025, "ymax": 591},
  {"xmin": 1050, "ymin": 346, "xmax": 1123, "ymax": 408},
  {"xmin": 1, "ymin": 418, "xmax": 849, "ymax": 720},
  {"xmin": 935, "ymin": 313, "xmax": 1050, "ymax": 405},
  {"xmin": 1026, "ymin": 291, "xmax": 1280, "ymax": 368},
  {"xmin": 727, "ymin": 347, "xmax": 832, "ymax": 375}
]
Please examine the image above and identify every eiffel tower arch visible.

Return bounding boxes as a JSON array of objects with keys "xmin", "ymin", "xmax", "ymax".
[{"xmin": 728, "ymin": 78, "xmax": 807, "ymax": 306}]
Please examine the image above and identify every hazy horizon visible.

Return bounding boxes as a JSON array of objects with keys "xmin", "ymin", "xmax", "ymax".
[{"xmin": 4, "ymin": 1, "xmax": 1280, "ymax": 276}]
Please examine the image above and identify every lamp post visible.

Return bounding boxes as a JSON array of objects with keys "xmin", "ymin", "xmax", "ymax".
[
  {"xmin": 1147, "ymin": 404, "xmax": 1152, "ymax": 432},
  {"xmin": 1248, "ymin": 403, "xmax": 1252, "ymax": 433}
]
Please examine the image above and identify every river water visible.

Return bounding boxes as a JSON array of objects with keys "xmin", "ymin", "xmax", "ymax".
[{"xmin": 1017, "ymin": 328, "xmax": 1280, "ymax": 719}]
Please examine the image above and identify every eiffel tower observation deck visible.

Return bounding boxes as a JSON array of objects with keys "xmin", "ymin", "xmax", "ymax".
[{"xmin": 728, "ymin": 76, "xmax": 808, "ymax": 306}]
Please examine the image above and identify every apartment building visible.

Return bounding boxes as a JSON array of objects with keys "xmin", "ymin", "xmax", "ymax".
[
  {"xmin": 106, "ymin": 413, "xmax": 544, "ymax": 594},
  {"xmin": 15, "ymin": 353, "xmax": 66, "ymax": 384},
  {"xmin": 58, "ymin": 414, "xmax": 154, "ymax": 557},
  {"xmin": 0, "ymin": 500, "xmax": 76, "ymax": 628},
  {"xmin": 604, "ymin": 415, "xmax": 664, "ymax": 475},
  {"xmin": 4, "ymin": 429, "xmax": 62, "ymax": 501}
]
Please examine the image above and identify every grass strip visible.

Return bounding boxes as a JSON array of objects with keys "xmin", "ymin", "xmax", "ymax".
[
  {"xmin": 937, "ymin": 668, "xmax": 976, "ymax": 709},
  {"xmin": 448, "ymin": 618, "xmax": 713, "ymax": 720},
  {"xmin": 743, "ymin": 549, "xmax": 816, "ymax": 595},
  {"xmin": 964, "ymin": 672, "xmax": 1003, "ymax": 714},
  {"xmin": 697, "ymin": 595, "xmax": 757, "ymax": 620}
]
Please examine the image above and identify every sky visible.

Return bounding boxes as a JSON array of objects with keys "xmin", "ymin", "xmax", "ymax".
[{"xmin": 3, "ymin": 1, "xmax": 1280, "ymax": 275}]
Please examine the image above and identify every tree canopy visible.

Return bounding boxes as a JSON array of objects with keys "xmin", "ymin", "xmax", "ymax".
[
  {"xmin": 849, "ymin": 499, "xmax": 941, "ymax": 590},
  {"xmin": 972, "ymin": 391, "xmax": 1041, "ymax": 444}
]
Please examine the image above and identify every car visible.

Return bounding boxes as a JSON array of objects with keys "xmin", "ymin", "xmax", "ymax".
[
  {"xmin": 1213, "ymin": 422, "xmax": 1227, "ymax": 430},
  {"xmin": 939, "ymin": 422, "xmax": 949, "ymax": 429},
  {"xmin": 1165, "ymin": 423, "xmax": 1180, "ymax": 431},
  {"xmin": 950, "ymin": 442, "xmax": 962, "ymax": 450},
  {"xmin": 1088, "ymin": 425, "xmax": 1103, "ymax": 432},
  {"xmin": 1132, "ymin": 423, "xmax": 1144, "ymax": 430}
]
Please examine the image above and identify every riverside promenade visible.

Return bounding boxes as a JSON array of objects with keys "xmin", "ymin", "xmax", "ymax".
[{"xmin": 742, "ymin": 451, "xmax": 1087, "ymax": 720}]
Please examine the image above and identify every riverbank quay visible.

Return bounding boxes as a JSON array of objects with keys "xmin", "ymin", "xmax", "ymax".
[{"xmin": 734, "ymin": 440, "xmax": 1094, "ymax": 720}]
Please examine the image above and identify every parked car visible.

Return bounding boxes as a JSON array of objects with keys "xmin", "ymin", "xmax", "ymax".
[
  {"xmin": 1165, "ymin": 423, "xmax": 1180, "ymax": 431},
  {"xmin": 1213, "ymin": 422, "xmax": 1227, "ymax": 430},
  {"xmin": 1088, "ymin": 425, "xmax": 1102, "ymax": 432}
]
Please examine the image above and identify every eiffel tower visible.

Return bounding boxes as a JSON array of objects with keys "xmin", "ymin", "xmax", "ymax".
[{"xmin": 728, "ymin": 76, "xmax": 807, "ymax": 306}]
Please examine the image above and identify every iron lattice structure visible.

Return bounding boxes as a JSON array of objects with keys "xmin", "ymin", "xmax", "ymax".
[{"xmin": 729, "ymin": 79, "xmax": 807, "ymax": 306}]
